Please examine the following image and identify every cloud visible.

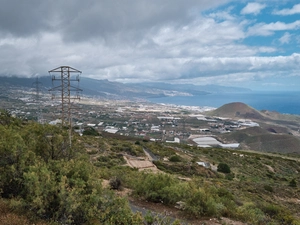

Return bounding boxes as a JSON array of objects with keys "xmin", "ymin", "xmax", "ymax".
[
  {"xmin": 279, "ymin": 32, "xmax": 292, "ymax": 44},
  {"xmin": 0, "ymin": 0, "xmax": 229, "ymax": 43},
  {"xmin": 241, "ymin": 2, "xmax": 266, "ymax": 15},
  {"xmin": 177, "ymin": 53, "xmax": 300, "ymax": 79},
  {"xmin": 247, "ymin": 21, "xmax": 300, "ymax": 36},
  {"xmin": 0, "ymin": 0, "xmax": 56, "ymax": 37},
  {"xmin": 0, "ymin": 0, "xmax": 299, "ymax": 90},
  {"xmin": 261, "ymin": 82, "xmax": 285, "ymax": 87},
  {"xmin": 273, "ymin": 3, "xmax": 300, "ymax": 15}
]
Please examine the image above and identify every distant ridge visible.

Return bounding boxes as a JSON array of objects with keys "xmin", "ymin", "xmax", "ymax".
[
  {"xmin": 208, "ymin": 102, "xmax": 266, "ymax": 120},
  {"xmin": 0, "ymin": 76, "xmax": 251, "ymax": 100}
]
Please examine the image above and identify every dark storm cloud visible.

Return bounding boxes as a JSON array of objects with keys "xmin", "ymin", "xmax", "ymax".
[
  {"xmin": 63, "ymin": 0, "xmax": 228, "ymax": 42},
  {"xmin": 59, "ymin": 0, "xmax": 199, "ymax": 42},
  {"xmin": 0, "ymin": 0, "xmax": 55, "ymax": 36},
  {"xmin": 0, "ymin": 0, "xmax": 229, "ymax": 41}
]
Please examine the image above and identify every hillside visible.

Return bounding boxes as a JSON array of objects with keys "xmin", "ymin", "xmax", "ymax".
[
  {"xmin": 0, "ymin": 112, "xmax": 300, "ymax": 225},
  {"xmin": 219, "ymin": 127, "xmax": 300, "ymax": 154}
]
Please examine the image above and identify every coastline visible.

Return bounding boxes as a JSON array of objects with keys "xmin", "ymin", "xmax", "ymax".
[{"xmin": 147, "ymin": 91, "xmax": 300, "ymax": 115}]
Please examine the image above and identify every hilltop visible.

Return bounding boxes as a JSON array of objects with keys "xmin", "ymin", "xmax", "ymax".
[
  {"xmin": 207, "ymin": 102, "xmax": 266, "ymax": 120},
  {"xmin": 206, "ymin": 102, "xmax": 300, "ymax": 155}
]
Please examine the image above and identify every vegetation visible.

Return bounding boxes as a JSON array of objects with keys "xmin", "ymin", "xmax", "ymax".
[
  {"xmin": 0, "ymin": 112, "xmax": 143, "ymax": 224},
  {"xmin": 1, "ymin": 110, "xmax": 300, "ymax": 225},
  {"xmin": 217, "ymin": 162, "xmax": 231, "ymax": 173}
]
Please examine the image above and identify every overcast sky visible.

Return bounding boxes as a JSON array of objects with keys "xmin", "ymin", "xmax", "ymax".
[{"xmin": 0, "ymin": 0, "xmax": 299, "ymax": 91}]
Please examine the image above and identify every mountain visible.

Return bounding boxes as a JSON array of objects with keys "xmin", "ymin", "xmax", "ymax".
[
  {"xmin": 131, "ymin": 82, "xmax": 251, "ymax": 94},
  {"xmin": 207, "ymin": 102, "xmax": 300, "ymax": 154},
  {"xmin": 0, "ymin": 76, "xmax": 251, "ymax": 99},
  {"xmin": 207, "ymin": 102, "xmax": 266, "ymax": 120}
]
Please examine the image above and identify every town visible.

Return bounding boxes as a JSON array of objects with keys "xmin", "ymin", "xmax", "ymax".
[{"xmin": 1, "ymin": 85, "xmax": 260, "ymax": 149}]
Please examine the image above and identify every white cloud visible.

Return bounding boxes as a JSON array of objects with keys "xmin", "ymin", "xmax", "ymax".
[
  {"xmin": 273, "ymin": 3, "xmax": 300, "ymax": 15},
  {"xmin": 279, "ymin": 32, "xmax": 292, "ymax": 44},
  {"xmin": 257, "ymin": 47, "xmax": 277, "ymax": 53},
  {"xmin": 208, "ymin": 6, "xmax": 236, "ymax": 21},
  {"xmin": 247, "ymin": 21, "xmax": 300, "ymax": 36},
  {"xmin": 261, "ymin": 82, "xmax": 285, "ymax": 87},
  {"xmin": 184, "ymin": 54, "xmax": 300, "ymax": 76},
  {"xmin": 241, "ymin": 2, "xmax": 266, "ymax": 15},
  {"xmin": 0, "ymin": 0, "xmax": 299, "ymax": 90}
]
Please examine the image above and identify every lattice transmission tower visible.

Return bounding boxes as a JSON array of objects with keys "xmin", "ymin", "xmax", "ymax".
[
  {"xmin": 32, "ymin": 77, "xmax": 43, "ymax": 123},
  {"xmin": 48, "ymin": 66, "xmax": 82, "ymax": 146}
]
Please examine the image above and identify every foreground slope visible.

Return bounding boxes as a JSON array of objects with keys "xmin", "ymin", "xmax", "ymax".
[{"xmin": 0, "ymin": 111, "xmax": 300, "ymax": 225}]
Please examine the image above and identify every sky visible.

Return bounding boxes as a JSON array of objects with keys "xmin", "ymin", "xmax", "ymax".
[{"xmin": 0, "ymin": 0, "xmax": 299, "ymax": 91}]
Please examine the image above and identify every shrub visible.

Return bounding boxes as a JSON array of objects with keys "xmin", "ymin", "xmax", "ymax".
[
  {"xmin": 109, "ymin": 176, "xmax": 122, "ymax": 190},
  {"xmin": 264, "ymin": 185, "xmax": 273, "ymax": 192},
  {"xmin": 83, "ymin": 127, "xmax": 99, "ymax": 136},
  {"xmin": 237, "ymin": 202, "xmax": 266, "ymax": 224},
  {"xmin": 289, "ymin": 178, "xmax": 297, "ymax": 187},
  {"xmin": 225, "ymin": 173, "xmax": 235, "ymax": 180},
  {"xmin": 133, "ymin": 173, "xmax": 182, "ymax": 205},
  {"xmin": 217, "ymin": 163, "xmax": 231, "ymax": 173},
  {"xmin": 169, "ymin": 155, "xmax": 181, "ymax": 162}
]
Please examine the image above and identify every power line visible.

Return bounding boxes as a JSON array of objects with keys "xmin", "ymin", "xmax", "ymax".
[
  {"xmin": 48, "ymin": 66, "xmax": 82, "ymax": 147},
  {"xmin": 32, "ymin": 77, "xmax": 43, "ymax": 123}
]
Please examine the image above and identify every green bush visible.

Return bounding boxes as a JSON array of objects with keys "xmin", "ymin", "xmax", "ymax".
[
  {"xmin": 225, "ymin": 173, "xmax": 235, "ymax": 180},
  {"xmin": 21, "ymin": 159, "xmax": 142, "ymax": 224},
  {"xmin": 236, "ymin": 202, "xmax": 267, "ymax": 224},
  {"xmin": 217, "ymin": 163, "xmax": 231, "ymax": 173},
  {"xmin": 109, "ymin": 176, "xmax": 122, "ymax": 190},
  {"xmin": 264, "ymin": 185, "xmax": 274, "ymax": 192},
  {"xmin": 289, "ymin": 178, "xmax": 297, "ymax": 187},
  {"xmin": 181, "ymin": 182, "xmax": 237, "ymax": 218},
  {"xmin": 83, "ymin": 127, "xmax": 99, "ymax": 136},
  {"xmin": 169, "ymin": 155, "xmax": 182, "ymax": 162},
  {"xmin": 0, "ymin": 116, "xmax": 142, "ymax": 225},
  {"xmin": 133, "ymin": 173, "xmax": 184, "ymax": 205}
]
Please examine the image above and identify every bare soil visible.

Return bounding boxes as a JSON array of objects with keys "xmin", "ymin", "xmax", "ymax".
[{"xmin": 129, "ymin": 197, "xmax": 246, "ymax": 225}]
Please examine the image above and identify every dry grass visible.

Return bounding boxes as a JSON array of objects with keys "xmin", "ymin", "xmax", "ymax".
[{"xmin": 0, "ymin": 200, "xmax": 48, "ymax": 225}]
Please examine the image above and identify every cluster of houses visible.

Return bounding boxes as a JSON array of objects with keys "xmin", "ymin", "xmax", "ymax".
[
  {"xmin": 68, "ymin": 103, "xmax": 260, "ymax": 149},
  {"xmin": 4, "ymin": 89, "xmax": 260, "ymax": 150}
]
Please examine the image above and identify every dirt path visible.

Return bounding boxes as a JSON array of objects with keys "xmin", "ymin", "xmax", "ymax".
[
  {"xmin": 129, "ymin": 198, "xmax": 246, "ymax": 225},
  {"xmin": 104, "ymin": 179, "xmax": 247, "ymax": 225}
]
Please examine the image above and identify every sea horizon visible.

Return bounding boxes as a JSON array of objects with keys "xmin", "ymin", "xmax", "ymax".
[{"xmin": 148, "ymin": 91, "xmax": 300, "ymax": 115}]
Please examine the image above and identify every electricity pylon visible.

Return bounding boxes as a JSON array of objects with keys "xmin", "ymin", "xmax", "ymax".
[
  {"xmin": 48, "ymin": 66, "xmax": 82, "ymax": 146},
  {"xmin": 32, "ymin": 77, "xmax": 43, "ymax": 123}
]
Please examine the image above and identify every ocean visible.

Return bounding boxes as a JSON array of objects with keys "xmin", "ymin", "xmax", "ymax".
[{"xmin": 148, "ymin": 91, "xmax": 300, "ymax": 115}]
